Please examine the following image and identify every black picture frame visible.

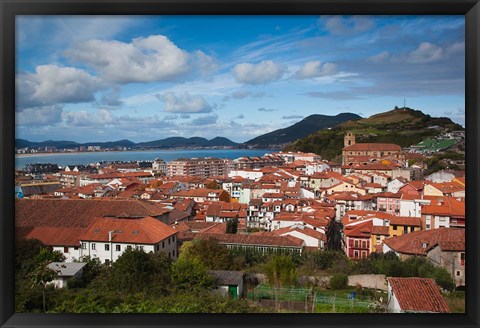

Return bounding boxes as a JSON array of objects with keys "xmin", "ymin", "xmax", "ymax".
[{"xmin": 1, "ymin": 1, "xmax": 479, "ymax": 327}]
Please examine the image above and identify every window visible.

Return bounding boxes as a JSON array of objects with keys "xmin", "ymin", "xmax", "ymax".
[
  {"xmin": 91, "ymin": 243, "xmax": 96, "ymax": 250},
  {"xmin": 74, "ymin": 247, "xmax": 78, "ymax": 250},
  {"xmin": 393, "ymin": 225, "xmax": 397, "ymax": 231},
  {"xmin": 173, "ymin": 250, "xmax": 176, "ymax": 257},
  {"xmin": 105, "ymin": 244, "xmax": 110, "ymax": 251},
  {"xmin": 139, "ymin": 246, "xmax": 144, "ymax": 251},
  {"xmin": 354, "ymin": 240, "xmax": 359, "ymax": 248},
  {"xmin": 105, "ymin": 259, "xmax": 110, "ymax": 265},
  {"xmin": 461, "ymin": 253, "xmax": 465, "ymax": 260},
  {"xmin": 410, "ymin": 227, "xmax": 415, "ymax": 232},
  {"xmin": 116, "ymin": 245, "xmax": 121, "ymax": 252},
  {"xmin": 354, "ymin": 250, "xmax": 359, "ymax": 258},
  {"xmin": 127, "ymin": 245, "xmax": 132, "ymax": 250},
  {"xmin": 81, "ymin": 242, "xmax": 87, "ymax": 250},
  {"xmin": 168, "ymin": 238, "xmax": 171, "ymax": 245},
  {"xmin": 172, "ymin": 236, "xmax": 175, "ymax": 243},
  {"xmin": 162, "ymin": 241, "xmax": 165, "ymax": 248},
  {"xmin": 63, "ymin": 247, "xmax": 69, "ymax": 253},
  {"xmin": 156, "ymin": 244, "xmax": 160, "ymax": 251}
]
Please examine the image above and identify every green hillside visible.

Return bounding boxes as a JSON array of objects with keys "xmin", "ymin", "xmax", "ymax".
[{"xmin": 285, "ymin": 107, "xmax": 463, "ymax": 161}]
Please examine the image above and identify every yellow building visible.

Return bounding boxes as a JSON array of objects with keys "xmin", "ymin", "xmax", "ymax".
[{"xmin": 388, "ymin": 216, "xmax": 422, "ymax": 238}]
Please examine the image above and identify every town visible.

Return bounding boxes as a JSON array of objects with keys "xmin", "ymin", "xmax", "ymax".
[{"xmin": 15, "ymin": 131, "xmax": 465, "ymax": 314}]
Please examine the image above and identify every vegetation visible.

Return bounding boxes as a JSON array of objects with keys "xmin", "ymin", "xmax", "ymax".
[
  {"xmin": 285, "ymin": 108, "xmax": 463, "ymax": 160},
  {"xmin": 16, "ymin": 239, "xmax": 458, "ymax": 313}
]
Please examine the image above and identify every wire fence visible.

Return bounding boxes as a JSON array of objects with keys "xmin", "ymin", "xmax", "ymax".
[{"xmin": 248, "ymin": 284, "xmax": 375, "ymax": 313}]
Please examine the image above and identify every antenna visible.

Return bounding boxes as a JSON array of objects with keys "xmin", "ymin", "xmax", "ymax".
[{"xmin": 403, "ymin": 99, "xmax": 406, "ymax": 110}]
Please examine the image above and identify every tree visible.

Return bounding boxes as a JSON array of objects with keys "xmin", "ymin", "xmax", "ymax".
[
  {"xmin": 179, "ymin": 238, "xmax": 233, "ymax": 270},
  {"xmin": 105, "ymin": 248, "xmax": 171, "ymax": 295},
  {"xmin": 28, "ymin": 248, "xmax": 64, "ymax": 312},
  {"xmin": 171, "ymin": 257, "xmax": 215, "ymax": 292},
  {"xmin": 264, "ymin": 255, "xmax": 297, "ymax": 288},
  {"xmin": 226, "ymin": 216, "xmax": 239, "ymax": 234},
  {"xmin": 325, "ymin": 220, "xmax": 343, "ymax": 251}
]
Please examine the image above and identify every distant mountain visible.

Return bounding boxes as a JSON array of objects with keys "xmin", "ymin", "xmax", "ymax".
[
  {"xmin": 245, "ymin": 113, "xmax": 361, "ymax": 147},
  {"xmin": 136, "ymin": 137, "xmax": 239, "ymax": 148},
  {"xmin": 16, "ymin": 137, "xmax": 239, "ymax": 150},
  {"xmin": 285, "ymin": 107, "xmax": 464, "ymax": 161}
]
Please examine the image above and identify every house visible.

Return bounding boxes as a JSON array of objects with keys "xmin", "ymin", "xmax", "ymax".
[
  {"xmin": 210, "ymin": 270, "xmax": 244, "ymax": 300},
  {"xmin": 426, "ymin": 241, "xmax": 465, "ymax": 287},
  {"xmin": 270, "ymin": 224, "xmax": 326, "ymax": 249},
  {"xmin": 172, "ymin": 188, "xmax": 230, "ymax": 203},
  {"xmin": 342, "ymin": 132, "xmax": 405, "ymax": 166},
  {"xmin": 382, "ymin": 228, "xmax": 465, "ymax": 285},
  {"xmin": 47, "ymin": 262, "xmax": 87, "ymax": 288},
  {"xmin": 342, "ymin": 220, "xmax": 372, "ymax": 259},
  {"xmin": 79, "ymin": 216, "xmax": 178, "ymax": 264},
  {"xmin": 421, "ymin": 197, "xmax": 465, "ymax": 229},
  {"xmin": 387, "ymin": 277, "xmax": 450, "ymax": 313},
  {"xmin": 16, "ymin": 198, "xmax": 171, "ymax": 261}
]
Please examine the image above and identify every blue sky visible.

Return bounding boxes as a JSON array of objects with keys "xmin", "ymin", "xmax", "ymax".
[{"xmin": 16, "ymin": 15, "xmax": 465, "ymax": 143}]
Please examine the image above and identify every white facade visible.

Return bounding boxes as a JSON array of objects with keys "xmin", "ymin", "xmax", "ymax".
[
  {"xmin": 228, "ymin": 170, "xmax": 263, "ymax": 180},
  {"xmin": 387, "ymin": 179, "xmax": 406, "ymax": 193},
  {"xmin": 79, "ymin": 236, "xmax": 177, "ymax": 264},
  {"xmin": 53, "ymin": 246, "xmax": 81, "ymax": 262},
  {"xmin": 399, "ymin": 198, "xmax": 430, "ymax": 217}
]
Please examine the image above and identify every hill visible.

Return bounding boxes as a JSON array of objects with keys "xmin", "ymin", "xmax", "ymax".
[
  {"xmin": 285, "ymin": 107, "xmax": 463, "ymax": 161},
  {"xmin": 245, "ymin": 113, "xmax": 361, "ymax": 147},
  {"xmin": 16, "ymin": 137, "xmax": 238, "ymax": 150},
  {"xmin": 136, "ymin": 137, "xmax": 238, "ymax": 148}
]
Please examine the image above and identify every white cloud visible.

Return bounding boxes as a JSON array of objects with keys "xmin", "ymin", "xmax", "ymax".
[
  {"xmin": 321, "ymin": 16, "xmax": 374, "ymax": 36},
  {"xmin": 65, "ymin": 35, "xmax": 217, "ymax": 84},
  {"xmin": 294, "ymin": 60, "xmax": 337, "ymax": 79},
  {"xmin": 369, "ymin": 51, "xmax": 391, "ymax": 63},
  {"xmin": 232, "ymin": 60, "xmax": 287, "ymax": 85},
  {"xmin": 258, "ymin": 107, "xmax": 276, "ymax": 112},
  {"xmin": 159, "ymin": 92, "xmax": 213, "ymax": 113},
  {"xmin": 17, "ymin": 65, "xmax": 101, "ymax": 108},
  {"xmin": 190, "ymin": 114, "xmax": 218, "ymax": 126},
  {"xmin": 407, "ymin": 42, "xmax": 444, "ymax": 63},
  {"xmin": 62, "ymin": 109, "xmax": 114, "ymax": 127},
  {"xmin": 16, "ymin": 105, "xmax": 63, "ymax": 126}
]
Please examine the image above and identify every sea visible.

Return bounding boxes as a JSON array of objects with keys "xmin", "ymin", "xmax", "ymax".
[{"xmin": 15, "ymin": 149, "xmax": 276, "ymax": 169}]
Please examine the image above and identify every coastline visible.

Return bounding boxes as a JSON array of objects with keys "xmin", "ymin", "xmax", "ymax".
[{"xmin": 14, "ymin": 148, "xmax": 248, "ymax": 158}]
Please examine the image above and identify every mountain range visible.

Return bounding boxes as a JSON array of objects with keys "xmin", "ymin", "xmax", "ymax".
[
  {"xmin": 16, "ymin": 108, "xmax": 462, "ymax": 153},
  {"xmin": 16, "ymin": 113, "xmax": 358, "ymax": 150}
]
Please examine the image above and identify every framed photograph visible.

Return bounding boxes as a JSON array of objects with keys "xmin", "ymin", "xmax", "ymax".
[{"xmin": 1, "ymin": 0, "xmax": 479, "ymax": 327}]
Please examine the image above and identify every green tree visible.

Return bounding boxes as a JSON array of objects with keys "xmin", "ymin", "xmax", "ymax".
[
  {"xmin": 29, "ymin": 256, "xmax": 61, "ymax": 312},
  {"xmin": 226, "ymin": 216, "xmax": 239, "ymax": 234},
  {"xmin": 325, "ymin": 220, "xmax": 343, "ymax": 251},
  {"xmin": 171, "ymin": 257, "xmax": 215, "ymax": 292},
  {"xmin": 105, "ymin": 249, "xmax": 171, "ymax": 295},
  {"xmin": 179, "ymin": 238, "xmax": 233, "ymax": 270},
  {"xmin": 264, "ymin": 255, "xmax": 297, "ymax": 287}
]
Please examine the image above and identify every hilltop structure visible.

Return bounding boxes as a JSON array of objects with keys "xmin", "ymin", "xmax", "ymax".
[{"xmin": 342, "ymin": 132, "xmax": 405, "ymax": 165}]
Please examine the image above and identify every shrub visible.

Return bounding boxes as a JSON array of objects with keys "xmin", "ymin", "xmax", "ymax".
[{"xmin": 330, "ymin": 273, "xmax": 348, "ymax": 290}]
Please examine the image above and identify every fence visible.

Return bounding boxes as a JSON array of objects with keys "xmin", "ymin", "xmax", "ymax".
[{"xmin": 248, "ymin": 284, "xmax": 375, "ymax": 313}]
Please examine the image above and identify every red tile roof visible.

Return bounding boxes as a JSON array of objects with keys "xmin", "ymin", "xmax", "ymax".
[
  {"xmin": 387, "ymin": 277, "xmax": 450, "ymax": 313},
  {"xmin": 421, "ymin": 197, "xmax": 465, "ymax": 217},
  {"xmin": 16, "ymin": 226, "xmax": 86, "ymax": 247},
  {"xmin": 383, "ymin": 227, "xmax": 465, "ymax": 256},
  {"xmin": 343, "ymin": 143, "xmax": 401, "ymax": 152},
  {"xmin": 80, "ymin": 217, "xmax": 177, "ymax": 244},
  {"xmin": 16, "ymin": 199, "xmax": 169, "ymax": 229}
]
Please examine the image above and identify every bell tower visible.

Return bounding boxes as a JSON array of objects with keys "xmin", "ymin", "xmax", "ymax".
[{"xmin": 344, "ymin": 131, "xmax": 355, "ymax": 147}]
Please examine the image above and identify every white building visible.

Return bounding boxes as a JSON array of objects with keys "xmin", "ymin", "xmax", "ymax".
[{"xmin": 79, "ymin": 216, "xmax": 178, "ymax": 264}]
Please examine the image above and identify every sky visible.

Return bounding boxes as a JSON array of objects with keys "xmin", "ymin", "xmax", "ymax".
[{"xmin": 15, "ymin": 15, "xmax": 465, "ymax": 143}]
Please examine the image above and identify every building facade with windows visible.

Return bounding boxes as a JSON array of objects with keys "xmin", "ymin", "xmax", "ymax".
[{"xmin": 79, "ymin": 216, "xmax": 178, "ymax": 264}]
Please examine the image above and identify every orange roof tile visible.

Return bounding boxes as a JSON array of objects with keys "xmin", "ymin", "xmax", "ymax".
[
  {"xmin": 387, "ymin": 277, "xmax": 450, "ymax": 313},
  {"xmin": 80, "ymin": 217, "xmax": 176, "ymax": 244}
]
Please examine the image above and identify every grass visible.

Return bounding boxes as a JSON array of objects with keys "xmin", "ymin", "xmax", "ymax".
[{"xmin": 443, "ymin": 291, "xmax": 465, "ymax": 313}]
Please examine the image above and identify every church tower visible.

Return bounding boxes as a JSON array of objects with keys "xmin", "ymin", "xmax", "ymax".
[{"xmin": 344, "ymin": 131, "xmax": 356, "ymax": 147}]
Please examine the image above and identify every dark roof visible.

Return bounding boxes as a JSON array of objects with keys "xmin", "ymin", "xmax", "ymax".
[{"xmin": 210, "ymin": 270, "xmax": 244, "ymax": 286}]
